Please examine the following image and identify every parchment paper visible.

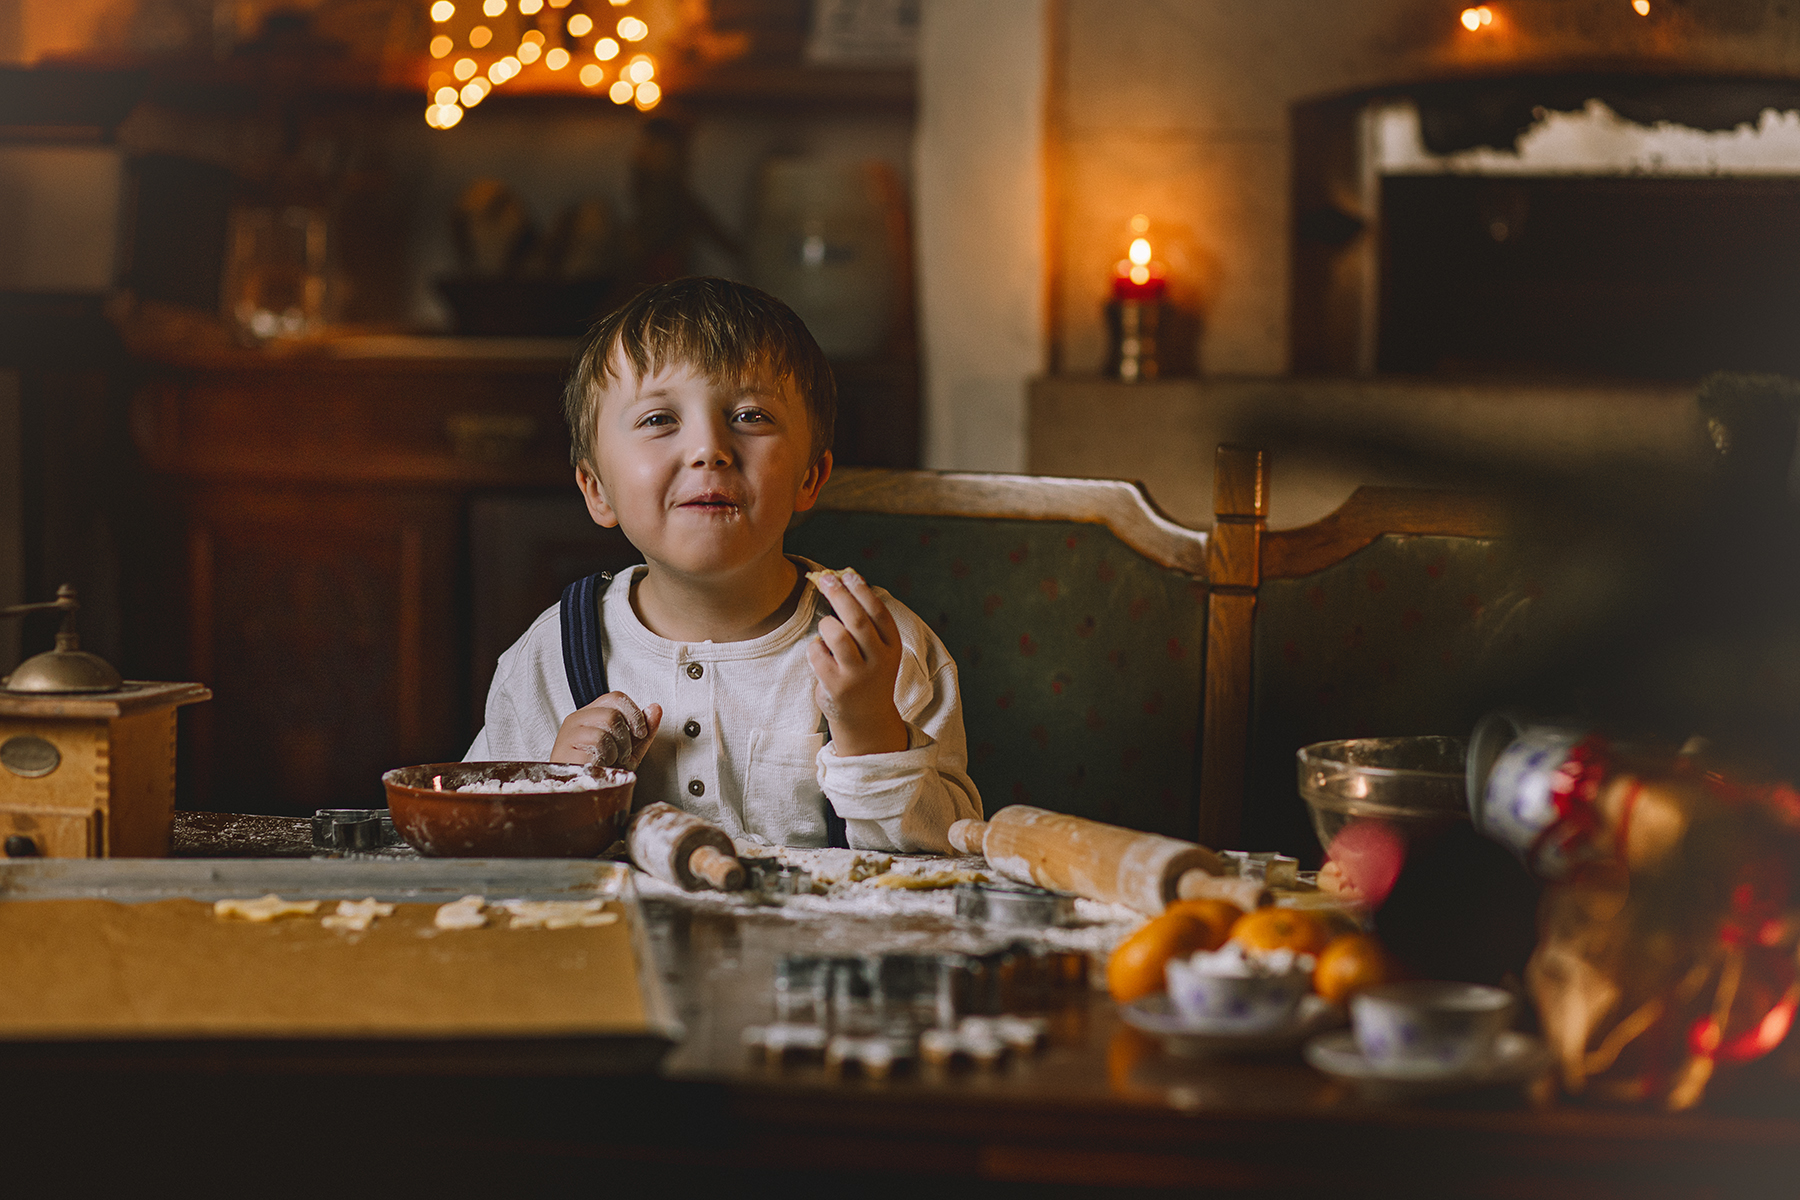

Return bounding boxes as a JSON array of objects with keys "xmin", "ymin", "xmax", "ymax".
[{"xmin": 0, "ymin": 898, "xmax": 647, "ymax": 1039}]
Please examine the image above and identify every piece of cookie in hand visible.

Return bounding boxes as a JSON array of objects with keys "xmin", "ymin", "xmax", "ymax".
[{"xmin": 806, "ymin": 568, "xmax": 860, "ymax": 587}]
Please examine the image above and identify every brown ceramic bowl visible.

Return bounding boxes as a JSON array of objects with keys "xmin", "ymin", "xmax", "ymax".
[{"xmin": 381, "ymin": 762, "xmax": 635, "ymax": 857}]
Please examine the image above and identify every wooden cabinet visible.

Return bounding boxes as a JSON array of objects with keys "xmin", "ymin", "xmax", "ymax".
[{"xmin": 131, "ymin": 338, "xmax": 578, "ymax": 814}]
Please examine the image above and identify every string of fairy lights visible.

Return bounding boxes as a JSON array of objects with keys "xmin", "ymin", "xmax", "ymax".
[{"xmin": 424, "ymin": 0, "xmax": 659, "ymax": 129}]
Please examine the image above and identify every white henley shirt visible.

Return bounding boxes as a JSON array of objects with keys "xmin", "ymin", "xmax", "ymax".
[{"xmin": 464, "ymin": 560, "xmax": 983, "ymax": 852}]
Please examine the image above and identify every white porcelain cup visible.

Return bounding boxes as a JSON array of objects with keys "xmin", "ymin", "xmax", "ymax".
[{"xmin": 1350, "ymin": 981, "xmax": 1514, "ymax": 1072}]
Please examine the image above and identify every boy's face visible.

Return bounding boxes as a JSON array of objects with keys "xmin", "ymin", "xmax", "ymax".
[{"xmin": 576, "ymin": 355, "xmax": 831, "ymax": 580}]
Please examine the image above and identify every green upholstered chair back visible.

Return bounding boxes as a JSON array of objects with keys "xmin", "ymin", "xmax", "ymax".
[
  {"xmin": 788, "ymin": 469, "xmax": 1209, "ymax": 839},
  {"xmin": 1245, "ymin": 531, "xmax": 1537, "ymax": 855},
  {"xmin": 1199, "ymin": 446, "xmax": 1522, "ymax": 857}
]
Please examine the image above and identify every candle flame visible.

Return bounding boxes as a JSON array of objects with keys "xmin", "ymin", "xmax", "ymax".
[{"xmin": 1128, "ymin": 237, "xmax": 1152, "ymax": 267}]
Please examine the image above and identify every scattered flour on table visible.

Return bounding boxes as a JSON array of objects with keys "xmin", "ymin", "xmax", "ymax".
[{"xmin": 632, "ymin": 846, "xmax": 1145, "ymax": 956}]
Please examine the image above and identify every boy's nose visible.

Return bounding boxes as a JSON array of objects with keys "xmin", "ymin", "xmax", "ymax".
[{"xmin": 686, "ymin": 421, "xmax": 734, "ymax": 468}]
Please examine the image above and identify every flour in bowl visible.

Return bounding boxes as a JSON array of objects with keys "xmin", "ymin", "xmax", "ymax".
[{"xmin": 456, "ymin": 777, "xmax": 599, "ymax": 794}]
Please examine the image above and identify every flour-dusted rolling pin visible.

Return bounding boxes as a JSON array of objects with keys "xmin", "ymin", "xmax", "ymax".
[
  {"xmin": 626, "ymin": 802, "xmax": 745, "ymax": 891},
  {"xmin": 948, "ymin": 805, "xmax": 1241, "ymax": 915}
]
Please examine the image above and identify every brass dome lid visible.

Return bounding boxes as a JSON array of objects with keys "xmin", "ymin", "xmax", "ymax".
[{"xmin": 3, "ymin": 647, "xmax": 124, "ymax": 694}]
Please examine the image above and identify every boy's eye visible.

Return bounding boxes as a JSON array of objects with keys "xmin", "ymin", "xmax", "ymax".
[
  {"xmin": 638, "ymin": 412, "xmax": 675, "ymax": 427},
  {"xmin": 732, "ymin": 408, "xmax": 770, "ymax": 424}
]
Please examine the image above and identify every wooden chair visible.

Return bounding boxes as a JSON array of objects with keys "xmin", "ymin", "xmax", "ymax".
[
  {"xmin": 1198, "ymin": 446, "xmax": 1514, "ymax": 855},
  {"xmin": 788, "ymin": 467, "xmax": 1210, "ymax": 838}
]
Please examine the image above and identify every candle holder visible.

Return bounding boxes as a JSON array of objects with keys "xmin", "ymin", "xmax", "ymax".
[{"xmin": 1105, "ymin": 295, "xmax": 1165, "ymax": 382}]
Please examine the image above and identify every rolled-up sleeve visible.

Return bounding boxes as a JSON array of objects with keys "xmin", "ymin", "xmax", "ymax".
[{"xmin": 816, "ymin": 646, "xmax": 984, "ymax": 853}]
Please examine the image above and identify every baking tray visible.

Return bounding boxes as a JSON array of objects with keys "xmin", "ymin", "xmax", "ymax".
[{"xmin": 0, "ymin": 858, "xmax": 680, "ymax": 1072}]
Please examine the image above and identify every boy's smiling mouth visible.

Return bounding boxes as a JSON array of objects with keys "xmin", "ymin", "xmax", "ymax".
[{"xmin": 678, "ymin": 491, "xmax": 742, "ymax": 513}]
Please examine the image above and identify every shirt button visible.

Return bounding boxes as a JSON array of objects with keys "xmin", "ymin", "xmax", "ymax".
[
  {"xmin": 682, "ymin": 719, "xmax": 701, "ymax": 738},
  {"xmin": 686, "ymin": 663, "xmax": 704, "ymax": 680},
  {"xmin": 687, "ymin": 779, "xmax": 705, "ymax": 797}
]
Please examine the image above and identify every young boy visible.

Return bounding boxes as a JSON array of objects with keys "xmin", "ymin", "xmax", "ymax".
[{"xmin": 466, "ymin": 278, "xmax": 982, "ymax": 853}]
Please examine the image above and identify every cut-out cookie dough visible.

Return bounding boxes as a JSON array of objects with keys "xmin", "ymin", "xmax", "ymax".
[
  {"xmin": 433, "ymin": 894, "xmax": 487, "ymax": 930},
  {"xmin": 213, "ymin": 895, "xmax": 321, "ymax": 922},
  {"xmin": 496, "ymin": 898, "xmax": 619, "ymax": 930},
  {"xmin": 321, "ymin": 897, "xmax": 397, "ymax": 932},
  {"xmin": 865, "ymin": 869, "xmax": 989, "ymax": 890}
]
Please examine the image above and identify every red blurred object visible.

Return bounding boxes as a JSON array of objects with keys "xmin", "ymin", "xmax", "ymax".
[{"xmin": 1326, "ymin": 819, "xmax": 1407, "ymax": 908}]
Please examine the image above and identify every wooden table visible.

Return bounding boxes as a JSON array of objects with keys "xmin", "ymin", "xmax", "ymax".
[{"xmin": 6, "ymin": 815, "xmax": 1798, "ymax": 1198}]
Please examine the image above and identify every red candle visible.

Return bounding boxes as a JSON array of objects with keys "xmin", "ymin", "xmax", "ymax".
[{"xmin": 1111, "ymin": 226, "xmax": 1167, "ymax": 301}]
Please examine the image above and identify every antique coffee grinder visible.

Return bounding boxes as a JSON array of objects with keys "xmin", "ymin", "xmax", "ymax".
[{"xmin": 0, "ymin": 586, "xmax": 209, "ymax": 858}]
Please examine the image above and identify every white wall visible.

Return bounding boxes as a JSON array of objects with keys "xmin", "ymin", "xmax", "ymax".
[{"xmin": 913, "ymin": 0, "xmax": 1047, "ymax": 471}]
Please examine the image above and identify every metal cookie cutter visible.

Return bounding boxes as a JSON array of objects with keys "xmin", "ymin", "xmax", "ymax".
[
  {"xmin": 744, "ymin": 858, "xmax": 814, "ymax": 898},
  {"xmin": 311, "ymin": 809, "xmax": 398, "ymax": 852},
  {"xmin": 954, "ymin": 880, "xmax": 1078, "ymax": 928}
]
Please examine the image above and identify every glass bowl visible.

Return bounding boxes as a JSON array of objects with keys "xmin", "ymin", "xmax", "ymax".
[{"xmin": 1296, "ymin": 736, "xmax": 1470, "ymax": 857}]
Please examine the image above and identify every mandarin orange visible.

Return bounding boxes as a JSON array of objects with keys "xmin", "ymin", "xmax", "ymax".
[
  {"xmin": 1106, "ymin": 911, "xmax": 1217, "ymax": 1003},
  {"xmin": 1227, "ymin": 906, "xmax": 1331, "ymax": 956},
  {"xmin": 1311, "ymin": 932, "xmax": 1395, "ymax": 1003},
  {"xmin": 1163, "ymin": 898, "xmax": 1244, "ymax": 952}
]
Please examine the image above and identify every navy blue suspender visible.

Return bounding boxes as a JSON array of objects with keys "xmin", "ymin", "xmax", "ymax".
[{"xmin": 556, "ymin": 569, "xmax": 846, "ymax": 848}]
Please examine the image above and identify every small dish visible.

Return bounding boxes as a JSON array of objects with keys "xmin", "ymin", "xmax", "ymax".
[
  {"xmin": 1120, "ymin": 992, "xmax": 1342, "ymax": 1058},
  {"xmin": 1304, "ymin": 1029, "xmax": 1552, "ymax": 1098}
]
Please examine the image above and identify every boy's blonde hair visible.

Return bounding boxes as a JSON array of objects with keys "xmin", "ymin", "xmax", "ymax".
[{"xmin": 564, "ymin": 277, "xmax": 837, "ymax": 472}]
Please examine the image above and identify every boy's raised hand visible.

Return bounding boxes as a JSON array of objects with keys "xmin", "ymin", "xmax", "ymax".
[
  {"xmin": 551, "ymin": 692, "xmax": 663, "ymax": 771},
  {"xmin": 807, "ymin": 570, "xmax": 909, "ymax": 757}
]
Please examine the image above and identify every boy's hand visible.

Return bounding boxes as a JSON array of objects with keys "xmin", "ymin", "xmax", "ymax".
[
  {"xmin": 806, "ymin": 571, "xmax": 909, "ymax": 757},
  {"xmin": 551, "ymin": 692, "xmax": 663, "ymax": 770}
]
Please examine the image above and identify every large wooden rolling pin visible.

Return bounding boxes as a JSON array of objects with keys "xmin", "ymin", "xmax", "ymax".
[
  {"xmin": 948, "ymin": 806, "xmax": 1253, "ymax": 915},
  {"xmin": 626, "ymin": 802, "xmax": 745, "ymax": 891}
]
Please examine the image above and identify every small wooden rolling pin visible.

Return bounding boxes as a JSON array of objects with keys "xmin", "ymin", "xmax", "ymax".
[
  {"xmin": 626, "ymin": 802, "xmax": 745, "ymax": 892},
  {"xmin": 948, "ymin": 805, "xmax": 1261, "ymax": 915}
]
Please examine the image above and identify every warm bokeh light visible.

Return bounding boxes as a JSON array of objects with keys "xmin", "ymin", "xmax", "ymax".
[
  {"xmin": 522, "ymin": 29, "xmax": 545, "ymax": 45},
  {"xmin": 519, "ymin": 0, "xmax": 542, "ymax": 11},
  {"xmin": 548, "ymin": 0, "xmax": 569, "ymax": 7},
  {"xmin": 609, "ymin": 79, "xmax": 633, "ymax": 103},
  {"xmin": 545, "ymin": 46, "xmax": 571, "ymax": 69},
  {"xmin": 430, "ymin": 0, "xmax": 455, "ymax": 21},
  {"xmin": 1632, "ymin": 0, "xmax": 1650, "ymax": 12},
  {"xmin": 426, "ymin": 102, "xmax": 463, "ymax": 128},
  {"xmin": 1459, "ymin": 6, "xmax": 1493, "ymax": 30},
  {"xmin": 430, "ymin": 34, "xmax": 453, "ymax": 57},
  {"xmin": 518, "ymin": 41, "xmax": 541, "ymax": 62},
  {"xmin": 609, "ymin": 0, "xmax": 630, "ymax": 5},
  {"xmin": 469, "ymin": 25, "xmax": 492, "ymax": 47},
  {"xmin": 489, "ymin": 56, "xmax": 520, "ymax": 82},
  {"xmin": 594, "ymin": 37, "xmax": 620, "ymax": 59},
  {"xmin": 579, "ymin": 63, "xmax": 604, "ymax": 86},
  {"xmin": 617, "ymin": 16, "xmax": 648, "ymax": 40},
  {"xmin": 482, "ymin": 0, "xmax": 505, "ymax": 15},
  {"xmin": 634, "ymin": 80, "xmax": 660, "ymax": 108},
  {"xmin": 567, "ymin": 12, "xmax": 593, "ymax": 35},
  {"xmin": 1129, "ymin": 214, "xmax": 1149, "ymax": 234},
  {"xmin": 1128, "ymin": 237, "xmax": 1152, "ymax": 266},
  {"xmin": 1128, "ymin": 264, "xmax": 1150, "ymax": 285},
  {"xmin": 435, "ymin": 85, "xmax": 458, "ymax": 104},
  {"xmin": 461, "ymin": 80, "xmax": 487, "ymax": 106},
  {"xmin": 626, "ymin": 55, "xmax": 654, "ymax": 83},
  {"xmin": 453, "ymin": 57, "xmax": 478, "ymax": 79},
  {"xmin": 428, "ymin": 70, "xmax": 452, "ymax": 89}
]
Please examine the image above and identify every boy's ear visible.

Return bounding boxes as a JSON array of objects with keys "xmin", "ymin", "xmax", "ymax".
[
  {"xmin": 575, "ymin": 464, "xmax": 620, "ymax": 528},
  {"xmin": 792, "ymin": 450, "xmax": 833, "ymax": 513}
]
